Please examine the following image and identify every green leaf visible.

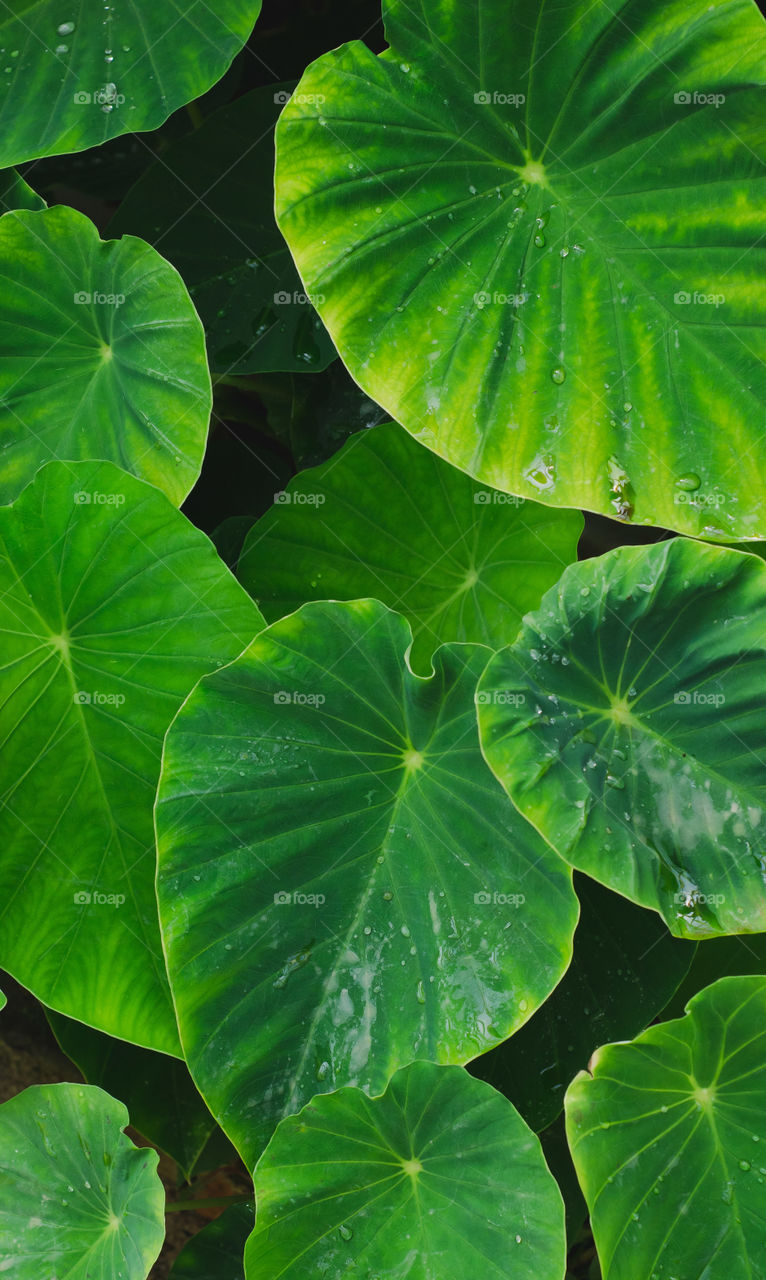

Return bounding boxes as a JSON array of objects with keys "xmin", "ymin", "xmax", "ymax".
[
  {"xmin": 245, "ymin": 1061, "xmax": 566, "ymax": 1280},
  {"xmin": 0, "ymin": 169, "xmax": 45, "ymax": 213},
  {"xmin": 108, "ymin": 85, "xmax": 335, "ymax": 375},
  {"xmin": 470, "ymin": 876, "xmax": 695, "ymax": 1130},
  {"xmin": 238, "ymin": 422, "xmax": 582, "ymax": 673},
  {"xmin": 47, "ymin": 1011, "xmax": 222, "ymax": 1180},
  {"xmin": 477, "ymin": 539, "xmax": 766, "ymax": 938},
  {"xmin": 566, "ymin": 975, "xmax": 766, "ymax": 1280},
  {"xmin": 156, "ymin": 600, "xmax": 578, "ymax": 1166},
  {"xmin": 0, "ymin": 459, "xmax": 262, "ymax": 1055},
  {"xmin": 0, "ymin": 1, "xmax": 262, "ymax": 168},
  {"xmin": 170, "ymin": 1204, "xmax": 253, "ymax": 1280},
  {"xmin": 0, "ymin": 989, "xmax": 5, "ymax": 1013},
  {"xmin": 0, "ymin": 206, "xmax": 210, "ymax": 506},
  {"xmin": 275, "ymin": 0, "xmax": 766, "ymax": 539},
  {"xmin": 0, "ymin": 1082, "xmax": 165, "ymax": 1278}
]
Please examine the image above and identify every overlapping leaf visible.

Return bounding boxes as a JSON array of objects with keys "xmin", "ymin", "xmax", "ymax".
[
  {"xmin": 239, "ymin": 422, "xmax": 582, "ymax": 672},
  {"xmin": 156, "ymin": 600, "xmax": 578, "ymax": 1166},
  {"xmin": 246, "ymin": 1061, "xmax": 566, "ymax": 1280},
  {"xmin": 478, "ymin": 539, "xmax": 766, "ymax": 938},
  {"xmin": 0, "ymin": 206, "xmax": 210, "ymax": 505},
  {"xmin": 0, "ymin": 460, "xmax": 262, "ymax": 1054},
  {"xmin": 0, "ymin": 0, "xmax": 262, "ymax": 168},
  {"xmin": 276, "ymin": 0, "xmax": 766, "ymax": 537},
  {"xmin": 0, "ymin": 1082, "xmax": 165, "ymax": 1279},
  {"xmin": 566, "ymin": 976, "xmax": 766, "ymax": 1280}
]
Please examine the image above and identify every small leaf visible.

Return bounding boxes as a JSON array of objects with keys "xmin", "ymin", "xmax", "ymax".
[
  {"xmin": 245, "ymin": 1062, "xmax": 566, "ymax": 1280},
  {"xmin": 0, "ymin": 206, "xmax": 210, "ymax": 505},
  {"xmin": 566, "ymin": 976, "xmax": 766, "ymax": 1280},
  {"xmin": 0, "ymin": 1082, "xmax": 165, "ymax": 1279}
]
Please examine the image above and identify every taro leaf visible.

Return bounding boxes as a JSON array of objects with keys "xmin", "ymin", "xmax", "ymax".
[
  {"xmin": 566, "ymin": 976, "xmax": 766, "ymax": 1280},
  {"xmin": 0, "ymin": 0, "xmax": 262, "ymax": 169},
  {"xmin": 0, "ymin": 169, "xmax": 45, "ymax": 213},
  {"xmin": 0, "ymin": 459, "xmax": 262, "ymax": 1056},
  {"xmin": 275, "ymin": 0, "xmax": 766, "ymax": 540},
  {"xmin": 238, "ymin": 421, "xmax": 583, "ymax": 673},
  {"xmin": 0, "ymin": 1082, "xmax": 165, "ymax": 1279},
  {"xmin": 477, "ymin": 539, "xmax": 766, "ymax": 939},
  {"xmin": 170, "ymin": 1204, "xmax": 253, "ymax": 1280},
  {"xmin": 0, "ymin": 206, "xmax": 210, "ymax": 506},
  {"xmin": 245, "ymin": 1061, "xmax": 566, "ymax": 1280},
  {"xmin": 108, "ymin": 85, "xmax": 335, "ymax": 375},
  {"xmin": 0, "ymin": 990, "xmax": 5, "ymax": 1013},
  {"xmin": 469, "ymin": 875, "xmax": 695, "ymax": 1131},
  {"xmin": 661, "ymin": 931, "xmax": 766, "ymax": 1021},
  {"xmin": 156, "ymin": 600, "xmax": 578, "ymax": 1167},
  {"xmin": 48, "ymin": 1011, "xmax": 221, "ymax": 1180}
]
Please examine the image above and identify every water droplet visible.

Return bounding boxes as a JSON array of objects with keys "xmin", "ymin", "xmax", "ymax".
[
  {"xmin": 675, "ymin": 472, "xmax": 701, "ymax": 492},
  {"xmin": 740, "ymin": 1160, "xmax": 751, "ymax": 1172},
  {"xmin": 623, "ymin": 401, "xmax": 632, "ymax": 412},
  {"xmin": 559, "ymin": 246, "xmax": 569, "ymax": 258},
  {"xmin": 382, "ymin": 890, "xmax": 393, "ymax": 901},
  {"xmin": 551, "ymin": 367, "xmax": 565, "ymax": 384},
  {"xmin": 316, "ymin": 1061, "xmax": 330, "ymax": 1081},
  {"xmin": 57, "ymin": 21, "xmax": 75, "ymax": 35},
  {"xmin": 339, "ymin": 1224, "xmax": 353, "ymax": 1241},
  {"xmin": 534, "ymin": 233, "xmax": 546, "ymax": 248},
  {"xmin": 416, "ymin": 980, "xmax": 426, "ymax": 1004}
]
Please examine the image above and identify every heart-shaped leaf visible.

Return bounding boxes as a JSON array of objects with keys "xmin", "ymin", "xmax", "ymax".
[
  {"xmin": 156, "ymin": 600, "xmax": 578, "ymax": 1166},
  {"xmin": 245, "ymin": 1061, "xmax": 566, "ymax": 1280},
  {"xmin": 477, "ymin": 539, "xmax": 766, "ymax": 938},
  {"xmin": 0, "ymin": 460, "xmax": 262, "ymax": 1054},
  {"xmin": 238, "ymin": 422, "xmax": 582, "ymax": 672},
  {"xmin": 275, "ymin": 0, "xmax": 766, "ymax": 538},
  {"xmin": 566, "ymin": 976, "xmax": 766, "ymax": 1280},
  {"xmin": 0, "ymin": 0, "xmax": 262, "ymax": 168},
  {"xmin": 109, "ymin": 85, "xmax": 335, "ymax": 375},
  {"xmin": 0, "ymin": 1082, "xmax": 165, "ymax": 1279},
  {"xmin": 0, "ymin": 206, "xmax": 210, "ymax": 505},
  {"xmin": 470, "ymin": 875, "xmax": 695, "ymax": 1130}
]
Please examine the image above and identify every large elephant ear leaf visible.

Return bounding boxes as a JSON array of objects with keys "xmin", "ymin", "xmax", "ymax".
[
  {"xmin": 156, "ymin": 599, "xmax": 578, "ymax": 1167},
  {"xmin": 477, "ymin": 538, "xmax": 766, "ymax": 940},
  {"xmin": 0, "ymin": 206, "xmax": 210, "ymax": 506},
  {"xmin": 566, "ymin": 976, "xmax": 766, "ymax": 1280},
  {"xmin": 245, "ymin": 1062, "xmax": 566, "ymax": 1280},
  {"xmin": 238, "ymin": 421, "xmax": 583, "ymax": 673},
  {"xmin": 0, "ymin": 459, "xmax": 262, "ymax": 1055},
  {"xmin": 275, "ymin": 0, "xmax": 766, "ymax": 539},
  {"xmin": 0, "ymin": 1083, "xmax": 165, "ymax": 1279},
  {"xmin": 0, "ymin": 0, "xmax": 262, "ymax": 168}
]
